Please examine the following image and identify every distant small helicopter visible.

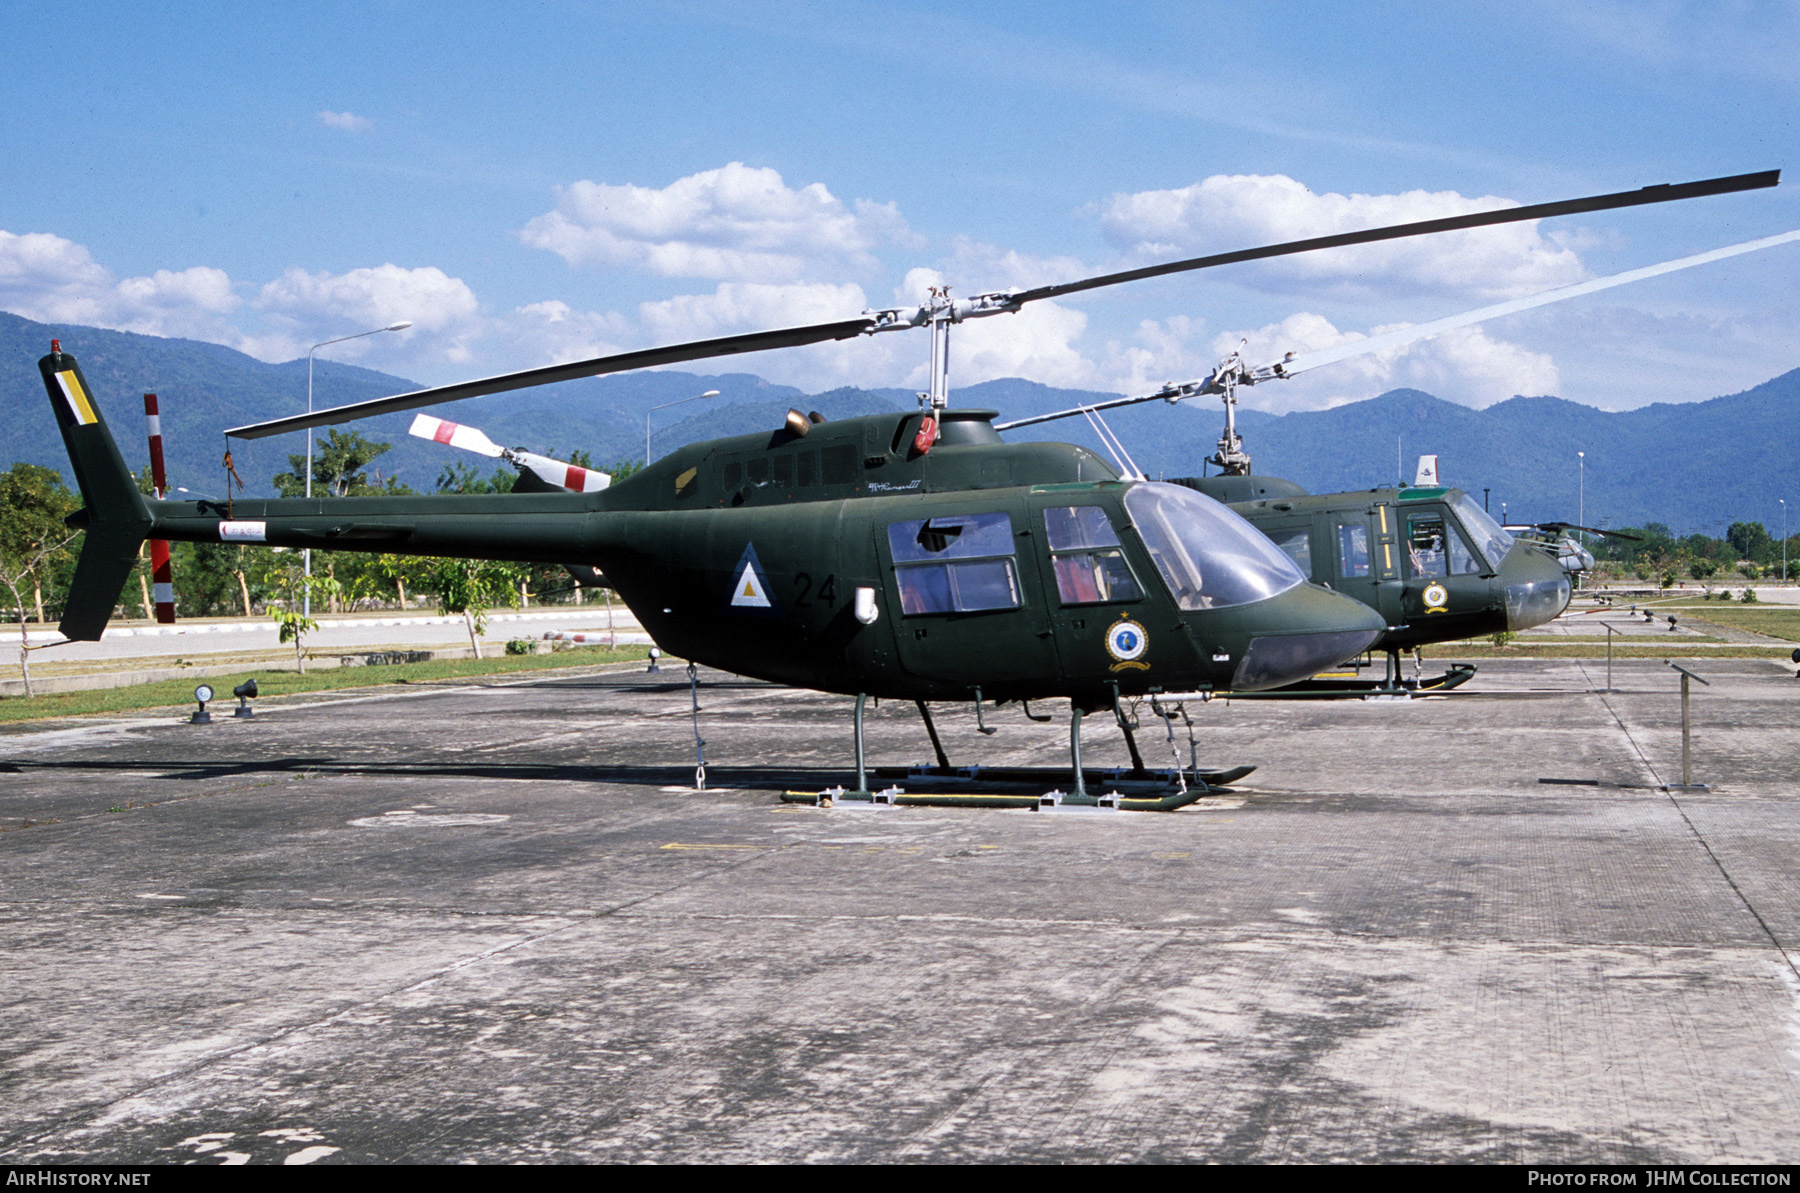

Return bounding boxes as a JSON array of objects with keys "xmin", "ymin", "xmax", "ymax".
[{"xmin": 38, "ymin": 170, "xmax": 1785, "ymax": 802}]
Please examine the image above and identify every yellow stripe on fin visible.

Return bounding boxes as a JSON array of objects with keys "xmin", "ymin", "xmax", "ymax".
[{"xmin": 56, "ymin": 370, "xmax": 98, "ymax": 425}]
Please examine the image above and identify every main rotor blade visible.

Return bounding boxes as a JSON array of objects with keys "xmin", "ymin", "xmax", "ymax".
[
  {"xmin": 1532, "ymin": 522, "xmax": 1644, "ymax": 541},
  {"xmin": 226, "ymin": 317, "xmax": 876, "ymax": 440},
  {"xmin": 995, "ymin": 225, "xmax": 1800, "ymax": 432},
  {"xmin": 229, "ymin": 169, "xmax": 1777, "ymax": 442},
  {"xmin": 1271, "ymin": 227, "xmax": 1800, "ymax": 380},
  {"xmin": 1007, "ymin": 170, "xmax": 1779, "ymax": 306}
]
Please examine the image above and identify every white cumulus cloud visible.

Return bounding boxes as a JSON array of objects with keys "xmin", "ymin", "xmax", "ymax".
[
  {"xmin": 498, "ymin": 300, "xmax": 633, "ymax": 367},
  {"xmin": 316, "ymin": 110, "xmax": 373, "ymax": 133},
  {"xmin": 894, "ymin": 266, "xmax": 1096, "ymax": 390},
  {"xmin": 0, "ymin": 230, "xmax": 115, "ymax": 324},
  {"xmin": 520, "ymin": 162, "xmax": 911, "ymax": 282},
  {"xmin": 255, "ymin": 264, "xmax": 482, "ymax": 363},
  {"xmin": 632, "ymin": 280, "xmax": 900, "ymax": 390},
  {"xmin": 926, "ymin": 237, "xmax": 1090, "ymax": 294},
  {"xmin": 0, "ymin": 230, "xmax": 242, "ymax": 340},
  {"xmin": 1099, "ymin": 314, "xmax": 1217, "ymax": 397},
  {"xmin": 1100, "ymin": 174, "xmax": 1588, "ymax": 300},
  {"xmin": 1200, "ymin": 312, "xmax": 1559, "ymax": 411}
]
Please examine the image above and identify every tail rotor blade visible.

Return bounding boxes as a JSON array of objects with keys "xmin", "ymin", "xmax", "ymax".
[{"xmin": 408, "ymin": 414, "xmax": 504, "ymax": 458}]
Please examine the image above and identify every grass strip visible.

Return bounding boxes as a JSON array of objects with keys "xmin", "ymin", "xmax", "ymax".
[
  {"xmin": 0, "ymin": 644, "xmax": 654, "ymax": 724},
  {"xmin": 1433, "ymin": 643, "xmax": 1792, "ymax": 660},
  {"xmin": 1653, "ymin": 606, "xmax": 1800, "ymax": 641}
]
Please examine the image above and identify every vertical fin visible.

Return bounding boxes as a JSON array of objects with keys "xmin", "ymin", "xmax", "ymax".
[{"xmin": 38, "ymin": 346, "xmax": 153, "ymax": 640}]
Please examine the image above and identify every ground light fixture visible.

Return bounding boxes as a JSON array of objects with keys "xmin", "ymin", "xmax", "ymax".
[{"xmin": 190, "ymin": 684, "xmax": 214, "ymax": 725}]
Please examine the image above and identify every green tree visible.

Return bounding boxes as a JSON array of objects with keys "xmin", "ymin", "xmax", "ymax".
[
  {"xmin": 0, "ymin": 464, "xmax": 80, "ymax": 625},
  {"xmin": 0, "ymin": 464, "xmax": 81, "ymax": 697},
  {"xmin": 170, "ymin": 541, "xmax": 260, "ymax": 617},
  {"xmin": 427, "ymin": 557, "xmax": 523, "ymax": 658},
  {"xmin": 269, "ymin": 556, "xmax": 341, "ymax": 675},
  {"xmin": 273, "ymin": 430, "xmax": 413, "ymax": 498},
  {"xmin": 366, "ymin": 554, "xmax": 429, "ymax": 609},
  {"xmin": 435, "ymin": 460, "xmax": 517, "ymax": 494},
  {"xmin": 1726, "ymin": 521, "xmax": 1774, "ymax": 564}
]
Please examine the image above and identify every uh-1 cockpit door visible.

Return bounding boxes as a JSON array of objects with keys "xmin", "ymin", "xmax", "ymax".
[
  {"xmin": 1329, "ymin": 504, "xmax": 1403, "ymax": 630},
  {"xmin": 1398, "ymin": 504, "xmax": 1485, "ymax": 621}
]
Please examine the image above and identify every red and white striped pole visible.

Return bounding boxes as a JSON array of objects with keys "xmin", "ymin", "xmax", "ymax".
[{"xmin": 143, "ymin": 393, "xmax": 175, "ymax": 624}]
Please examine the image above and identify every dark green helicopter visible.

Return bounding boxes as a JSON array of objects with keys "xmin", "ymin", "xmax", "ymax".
[
  {"xmin": 37, "ymin": 170, "xmax": 1784, "ymax": 803},
  {"xmin": 999, "ymin": 211, "xmax": 1800, "ymax": 696},
  {"xmin": 1172, "ymin": 458, "xmax": 1567, "ymax": 695}
]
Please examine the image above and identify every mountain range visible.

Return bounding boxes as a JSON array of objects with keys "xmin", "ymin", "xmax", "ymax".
[{"xmin": 4, "ymin": 310, "xmax": 1795, "ymax": 535}]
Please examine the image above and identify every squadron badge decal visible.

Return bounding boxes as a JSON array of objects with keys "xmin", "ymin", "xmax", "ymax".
[
  {"xmin": 729, "ymin": 543, "xmax": 774, "ymax": 610},
  {"xmin": 1105, "ymin": 614, "xmax": 1150, "ymax": 671},
  {"xmin": 1422, "ymin": 582, "xmax": 1450, "ymax": 613}
]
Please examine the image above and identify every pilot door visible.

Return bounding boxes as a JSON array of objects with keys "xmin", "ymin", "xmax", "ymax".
[
  {"xmin": 1025, "ymin": 497, "xmax": 1170, "ymax": 685},
  {"xmin": 877, "ymin": 509, "xmax": 1056, "ymax": 687},
  {"xmin": 1398, "ymin": 505, "xmax": 1483, "ymax": 623},
  {"xmin": 1328, "ymin": 504, "xmax": 1403, "ymax": 629}
]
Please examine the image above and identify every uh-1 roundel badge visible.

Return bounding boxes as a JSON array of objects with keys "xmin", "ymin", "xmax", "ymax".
[
  {"xmin": 1105, "ymin": 614, "xmax": 1150, "ymax": 671},
  {"xmin": 1422, "ymin": 582, "xmax": 1450, "ymax": 612},
  {"xmin": 727, "ymin": 542, "xmax": 776, "ymax": 614}
]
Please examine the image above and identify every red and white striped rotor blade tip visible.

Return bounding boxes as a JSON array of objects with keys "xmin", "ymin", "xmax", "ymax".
[
  {"xmin": 514, "ymin": 451, "xmax": 611, "ymax": 493},
  {"xmin": 408, "ymin": 414, "xmax": 504, "ymax": 457}
]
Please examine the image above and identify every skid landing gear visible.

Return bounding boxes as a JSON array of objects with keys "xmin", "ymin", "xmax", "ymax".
[
  {"xmin": 1236, "ymin": 651, "xmax": 1477, "ymax": 699},
  {"xmin": 783, "ymin": 695, "xmax": 1251, "ymax": 812}
]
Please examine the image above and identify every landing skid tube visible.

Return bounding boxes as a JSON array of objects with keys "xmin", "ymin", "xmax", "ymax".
[
  {"xmin": 784, "ymin": 694, "xmax": 1252, "ymax": 811},
  {"xmin": 1236, "ymin": 660, "xmax": 1477, "ymax": 699},
  {"xmin": 875, "ymin": 764, "xmax": 1256, "ymax": 788},
  {"xmin": 780, "ymin": 785, "xmax": 1219, "ymax": 812}
]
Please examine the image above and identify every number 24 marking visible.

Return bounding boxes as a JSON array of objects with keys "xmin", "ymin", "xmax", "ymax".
[{"xmin": 794, "ymin": 573, "xmax": 837, "ymax": 607}]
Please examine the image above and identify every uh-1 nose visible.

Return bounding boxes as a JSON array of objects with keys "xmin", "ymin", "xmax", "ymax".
[
  {"xmin": 1501, "ymin": 542, "xmax": 1573, "ymax": 631},
  {"xmin": 1228, "ymin": 584, "xmax": 1388, "ymax": 692}
]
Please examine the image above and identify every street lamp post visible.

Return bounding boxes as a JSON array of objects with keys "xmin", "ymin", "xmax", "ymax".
[
  {"xmin": 304, "ymin": 320, "xmax": 413, "ymax": 615},
  {"xmin": 1782, "ymin": 498, "xmax": 1788, "ymax": 584},
  {"xmin": 1578, "ymin": 451, "xmax": 1585, "ymax": 542},
  {"xmin": 645, "ymin": 390, "xmax": 721, "ymax": 467}
]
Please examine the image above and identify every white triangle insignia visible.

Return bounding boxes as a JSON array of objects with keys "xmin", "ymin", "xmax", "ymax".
[{"xmin": 731, "ymin": 561, "xmax": 771, "ymax": 607}]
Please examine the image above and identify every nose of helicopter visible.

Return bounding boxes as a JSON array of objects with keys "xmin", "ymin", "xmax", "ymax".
[
  {"xmin": 1503, "ymin": 545, "xmax": 1574, "ymax": 631},
  {"xmin": 1229, "ymin": 584, "xmax": 1388, "ymax": 692}
]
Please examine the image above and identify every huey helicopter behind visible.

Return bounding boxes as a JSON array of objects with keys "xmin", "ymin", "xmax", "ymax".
[
  {"xmin": 38, "ymin": 169, "xmax": 1784, "ymax": 804},
  {"xmin": 997, "ymin": 217, "xmax": 1800, "ymax": 694}
]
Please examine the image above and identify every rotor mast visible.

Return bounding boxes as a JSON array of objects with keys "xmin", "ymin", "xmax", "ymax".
[
  {"xmin": 1206, "ymin": 347, "xmax": 1255, "ymax": 476},
  {"xmin": 926, "ymin": 287, "xmax": 953, "ymax": 414}
]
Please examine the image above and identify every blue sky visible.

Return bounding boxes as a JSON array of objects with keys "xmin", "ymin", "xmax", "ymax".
[{"xmin": 3, "ymin": 1, "xmax": 1796, "ymax": 412}]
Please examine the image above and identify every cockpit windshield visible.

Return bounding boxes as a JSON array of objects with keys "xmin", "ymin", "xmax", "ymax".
[
  {"xmin": 1124, "ymin": 483, "xmax": 1307, "ymax": 610},
  {"xmin": 1450, "ymin": 494, "xmax": 1514, "ymax": 568}
]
